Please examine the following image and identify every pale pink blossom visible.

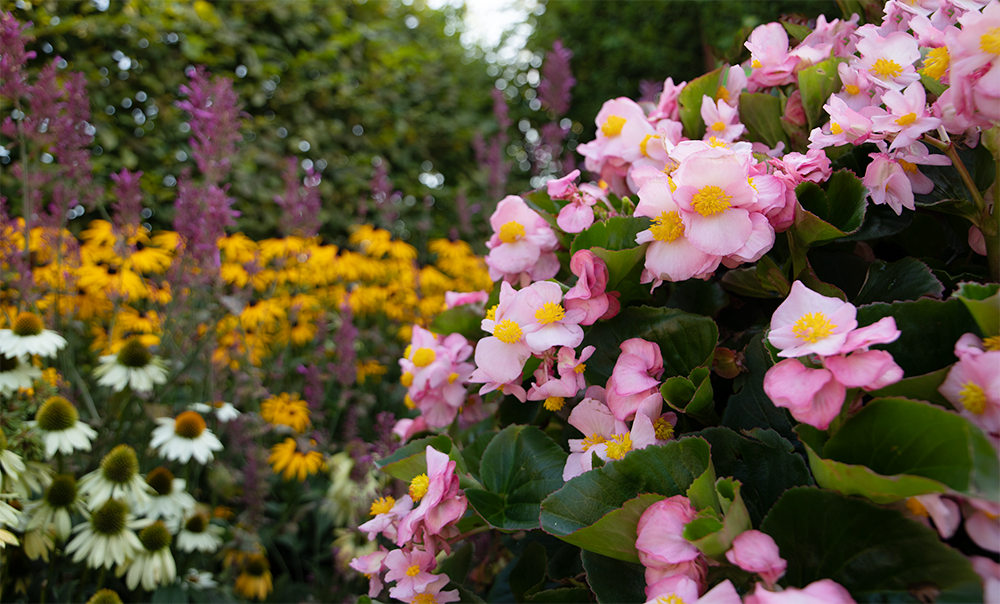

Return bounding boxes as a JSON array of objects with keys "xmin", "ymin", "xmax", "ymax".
[
  {"xmin": 775, "ymin": 150, "xmax": 833, "ymax": 186},
  {"xmin": 953, "ymin": 332, "xmax": 995, "ymax": 359},
  {"xmin": 800, "ymin": 14, "xmax": 860, "ymax": 58},
  {"xmin": 768, "ymin": 281, "xmax": 859, "ymax": 358},
  {"xmin": 472, "ymin": 282, "xmax": 536, "ymax": 385},
  {"xmin": 939, "ymin": 350, "xmax": 1000, "ymax": 440},
  {"xmin": 823, "ymin": 350, "xmax": 904, "ymax": 391},
  {"xmin": 744, "ymin": 579, "xmax": 856, "ymax": 603},
  {"xmin": 548, "ymin": 170, "xmax": 600, "ymax": 233},
  {"xmin": 834, "ymin": 63, "xmax": 883, "ymax": 111},
  {"xmin": 721, "ymin": 212, "xmax": 775, "ymax": 269},
  {"xmin": 724, "ymin": 530, "xmax": 787, "ymax": 587},
  {"xmin": 530, "ymin": 345, "xmax": 594, "ymax": 401},
  {"xmin": 397, "ymin": 574, "xmax": 459, "ymax": 604},
  {"xmin": 358, "ymin": 495, "xmax": 414, "ymax": 542},
  {"xmin": 577, "ymin": 97, "xmax": 657, "ymax": 196},
  {"xmin": 700, "ymin": 96, "xmax": 745, "ymax": 143},
  {"xmin": 485, "ymin": 195, "xmax": 559, "ymax": 285},
  {"xmin": 400, "ymin": 327, "xmax": 476, "ymax": 428},
  {"xmin": 809, "ymin": 95, "xmax": 875, "ymax": 149},
  {"xmin": 870, "ymin": 82, "xmax": 941, "ymax": 149},
  {"xmin": 393, "ymin": 417, "xmax": 429, "ymax": 442},
  {"xmin": 350, "ymin": 548, "xmax": 389, "ymax": 598},
  {"xmin": 852, "ymin": 26, "xmax": 921, "ymax": 90},
  {"xmin": 745, "ymin": 23, "xmax": 801, "ymax": 87},
  {"xmin": 906, "ymin": 493, "xmax": 961, "ymax": 539},
  {"xmin": 763, "ymin": 359, "xmax": 847, "ymax": 430},
  {"xmin": 635, "ymin": 495, "xmax": 700, "ymax": 566},
  {"xmin": 563, "ymin": 398, "xmax": 627, "ymax": 480},
  {"xmin": 893, "ymin": 142, "xmax": 951, "ymax": 195},
  {"xmin": 644, "ymin": 577, "xmax": 741, "ymax": 604},
  {"xmin": 966, "ymin": 498, "xmax": 1000, "ymax": 553},
  {"xmin": 396, "ymin": 446, "xmax": 468, "ymax": 547},
  {"xmin": 649, "ymin": 77, "xmax": 687, "ymax": 121},
  {"xmin": 565, "ymin": 250, "xmax": 620, "ymax": 325},
  {"xmin": 971, "ymin": 555, "xmax": 1000, "ymax": 604},
  {"xmin": 444, "ymin": 290, "xmax": 489, "ymax": 309},
  {"xmin": 520, "ymin": 280, "xmax": 586, "ymax": 354},
  {"xmin": 384, "ymin": 548, "xmax": 438, "ymax": 600},
  {"xmin": 864, "ymin": 153, "xmax": 917, "ymax": 214},
  {"xmin": 606, "ymin": 338, "xmax": 665, "ymax": 421}
]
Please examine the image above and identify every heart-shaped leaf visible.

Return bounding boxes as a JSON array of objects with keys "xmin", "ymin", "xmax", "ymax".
[
  {"xmin": 797, "ymin": 57, "xmax": 846, "ymax": 130},
  {"xmin": 581, "ymin": 550, "xmax": 648, "ymax": 604},
  {"xmin": 739, "ymin": 92, "xmax": 789, "ymax": 149},
  {"xmin": 854, "ymin": 258, "xmax": 944, "ymax": 305}
]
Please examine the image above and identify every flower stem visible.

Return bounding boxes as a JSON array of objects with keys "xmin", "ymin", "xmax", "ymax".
[{"xmin": 448, "ymin": 524, "xmax": 490, "ymax": 545}]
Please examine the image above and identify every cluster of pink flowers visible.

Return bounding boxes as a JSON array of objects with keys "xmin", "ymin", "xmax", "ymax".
[
  {"xmin": 939, "ymin": 331, "xmax": 999, "ymax": 448},
  {"xmin": 350, "ymin": 446, "xmax": 467, "ymax": 603},
  {"xmin": 763, "ymin": 281, "xmax": 904, "ymax": 430},
  {"xmin": 545, "ymin": 169, "xmax": 612, "ymax": 233},
  {"xmin": 634, "ymin": 495, "xmax": 852, "ymax": 603},
  {"xmin": 485, "ymin": 195, "xmax": 560, "ymax": 285},
  {"xmin": 398, "ymin": 326, "xmax": 476, "ymax": 429}
]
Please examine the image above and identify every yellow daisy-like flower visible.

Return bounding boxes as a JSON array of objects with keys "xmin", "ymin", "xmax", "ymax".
[
  {"xmin": 233, "ymin": 552, "xmax": 273, "ymax": 601},
  {"xmin": 268, "ymin": 438, "xmax": 325, "ymax": 482},
  {"xmin": 260, "ymin": 392, "xmax": 311, "ymax": 432}
]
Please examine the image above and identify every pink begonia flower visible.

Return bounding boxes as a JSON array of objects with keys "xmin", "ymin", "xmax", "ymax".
[
  {"xmin": 563, "ymin": 398, "xmax": 628, "ymax": 480},
  {"xmin": 588, "ymin": 412, "xmax": 659, "ymax": 464},
  {"xmin": 800, "ymin": 14, "xmax": 860, "ymax": 58},
  {"xmin": 530, "ymin": 345, "xmax": 595, "ymax": 401},
  {"xmin": 949, "ymin": 1, "xmax": 1000, "ymax": 125},
  {"xmin": 634, "ymin": 173, "xmax": 722, "ymax": 288},
  {"xmin": 823, "ymin": 350, "xmax": 904, "ymax": 391},
  {"xmin": 954, "ymin": 332, "xmax": 998, "ymax": 360},
  {"xmin": 721, "ymin": 212, "xmax": 775, "ymax": 269},
  {"xmin": 744, "ymin": 579, "xmax": 856, "ymax": 604},
  {"xmin": 472, "ymin": 282, "xmax": 536, "ymax": 385},
  {"xmin": 763, "ymin": 359, "xmax": 847, "ymax": 430},
  {"xmin": 724, "ymin": 530, "xmax": 787, "ymax": 587},
  {"xmin": 485, "ymin": 195, "xmax": 559, "ymax": 285},
  {"xmin": 393, "ymin": 416, "xmax": 429, "ymax": 442},
  {"xmin": 892, "ymin": 141, "xmax": 951, "ymax": 196},
  {"xmin": 396, "ymin": 446, "xmax": 468, "ymax": 547},
  {"xmin": 834, "ymin": 63, "xmax": 883, "ymax": 111},
  {"xmin": 966, "ymin": 498, "xmax": 1000, "ymax": 553},
  {"xmin": 700, "ymin": 96, "xmax": 745, "ymax": 143},
  {"xmin": 349, "ymin": 547, "xmax": 389, "ymax": 597},
  {"xmin": 444, "ymin": 290, "xmax": 489, "ymax": 309},
  {"xmin": 548, "ymin": 170, "xmax": 599, "ymax": 233},
  {"xmin": 643, "ymin": 558, "xmax": 706, "ymax": 594},
  {"xmin": 751, "ymin": 171, "xmax": 796, "ymax": 232},
  {"xmin": 400, "ymin": 327, "xmax": 475, "ymax": 428},
  {"xmin": 645, "ymin": 576, "xmax": 741, "ymax": 604},
  {"xmin": 547, "ymin": 169, "xmax": 581, "ymax": 199},
  {"xmin": 939, "ymin": 350, "xmax": 1000, "ymax": 441},
  {"xmin": 577, "ymin": 97, "xmax": 657, "ymax": 196},
  {"xmin": 717, "ymin": 65, "xmax": 749, "ymax": 106},
  {"xmin": 520, "ymin": 280, "xmax": 586, "ymax": 353},
  {"xmin": 565, "ymin": 250, "xmax": 620, "ymax": 325},
  {"xmin": 358, "ymin": 494, "xmax": 414, "ymax": 542},
  {"xmin": 870, "ymin": 82, "xmax": 942, "ymax": 149},
  {"xmin": 783, "ymin": 89, "xmax": 807, "ymax": 127},
  {"xmin": 397, "ymin": 574, "xmax": 459, "ymax": 604},
  {"xmin": 776, "ymin": 150, "xmax": 833, "ymax": 186},
  {"xmin": 768, "ymin": 281, "xmax": 859, "ymax": 358},
  {"xmin": 648, "ymin": 77, "xmax": 687, "ymax": 122},
  {"xmin": 384, "ymin": 548, "xmax": 438, "ymax": 600},
  {"xmin": 745, "ymin": 23, "xmax": 801, "ymax": 87},
  {"xmin": 635, "ymin": 495, "xmax": 700, "ymax": 565},
  {"xmin": 971, "ymin": 555, "xmax": 1000, "ymax": 604},
  {"xmin": 809, "ymin": 96, "xmax": 876, "ymax": 149},
  {"xmin": 606, "ymin": 337, "xmax": 666, "ymax": 421},
  {"xmin": 864, "ymin": 153, "xmax": 919, "ymax": 215},
  {"xmin": 906, "ymin": 493, "xmax": 961, "ymax": 539},
  {"xmin": 852, "ymin": 25, "xmax": 921, "ymax": 90}
]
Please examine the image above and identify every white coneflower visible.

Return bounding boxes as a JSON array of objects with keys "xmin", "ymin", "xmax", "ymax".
[
  {"xmin": 92, "ymin": 337, "xmax": 167, "ymax": 393},
  {"xmin": 65, "ymin": 498, "xmax": 148, "ymax": 570},
  {"xmin": 0, "ymin": 311, "xmax": 67, "ymax": 359},
  {"xmin": 26, "ymin": 396, "xmax": 98, "ymax": 458},
  {"xmin": 176, "ymin": 509, "xmax": 224, "ymax": 554},
  {"xmin": 189, "ymin": 400, "xmax": 241, "ymax": 423},
  {"xmin": 0, "ymin": 498, "xmax": 22, "ymax": 548},
  {"xmin": 25, "ymin": 473, "xmax": 87, "ymax": 541},
  {"xmin": 135, "ymin": 467, "xmax": 196, "ymax": 529},
  {"xmin": 118, "ymin": 520, "xmax": 176, "ymax": 591},
  {"xmin": 150, "ymin": 411, "xmax": 223, "ymax": 465},
  {"xmin": 181, "ymin": 568, "xmax": 219, "ymax": 590},
  {"xmin": 0, "ymin": 353, "xmax": 41, "ymax": 395},
  {"xmin": 85, "ymin": 589, "xmax": 124, "ymax": 604},
  {"xmin": 78, "ymin": 444, "xmax": 154, "ymax": 510},
  {"xmin": 0, "ymin": 430, "xmax": 51, "ymax": 498}
]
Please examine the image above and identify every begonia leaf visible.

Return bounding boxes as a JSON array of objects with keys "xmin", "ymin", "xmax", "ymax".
[
  {"xmin": 739, "ymin": 92, "xmax": 788, "ymax": 149},
  {"xmin": 466, "ymin": 425, "xmax": 567, "ymax": 531},
  {"xmin": 661, "ymin": 367, "xmax": 717, "ymax": 425},
  {"xmin": 525, "ymin": 587, "xmax": 593, "ymax": 603},
  {"xmin": 797, "ymin": 57, "xmax": 846, "ymax": 131},
  {"xmin": 694, "ymin": 427, "xmax": 813, "ymax": 527},
  {"xmin": 678, "ymin": 67, "xmax": 723, "ymax": 139},
  {"xmin": 793, "ymin": 170, "xmax": 867, "ymax": 245},
  {"xmin": 721, "ymin": 335, "xmax": 796, "ymax": 443},
  {"xmin": 581, "ymin": 306, "xmax": 718, "ymax": 386},
  {"xmin": 761, "ymin": 488, "xmax": 984, "ymax": 602},
  {"xmin": 685, "ymin": 478, "xmax": 751, "ymax": 560},
  {"xmin": 720, "ymin": 265, "xmax": 786, "ymax": 299},
  {"xmin": 856, "ymin": 298, "xmax": 982, "ymax": 376},
  {"xmin": 539, "ymin": 493, "xmax": 665, "ymax": 563},
  {"xmin": 462, "ymin": 431, "xmax": 498, "ymax": 483},
  {"xmin": 437, "ymin": 542, "xmax": 474, "ymax": 586},
  {"xmin": 667, "ymin": 279, "xmax": 730, "ymax": 317},
  {"xmin": 590, "ymin": 245, "xmax": 651, "ymax": 308},
  {"xmin": 570, "ymin": 216, "xmax": 652, "ymax": 255},
  {"xmin": 581, "ymin": 550, "xmax": 648, "ymax": 604},
  {"xmin": 430, "ymin": 305, "xmax": 485, "ymax": 340},
  {"xmin": 510, "ymin": 541, "xmax": 547, "ymax": 601},
  {"xmin": 376, "ymin": 434, "xmax": 462, "ymax": 482},
  {"xmin": 821, "ymin": 397, "xmax": 1000, "ymax": 501},
  {"xmin": 870, "ymin": 367, "xmax": 951, "ymax": 408},
  {"xmin": 854, "ymin": 257, "xmax": 944, "ymax": 305},
  {"xmin": 836, "ymin": 203, "xmax": 913, "ymax": 242},
  {"xmin": 540, "ymin": 437, "xmax": 711, "ymax": 544},
  {"xmin": 952, "ymin": 282, "xmax": 1000, "ymax": 335}
]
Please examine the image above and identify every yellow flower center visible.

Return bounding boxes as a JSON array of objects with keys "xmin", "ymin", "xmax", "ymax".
[
  {"xmin": 412, "ymin": 594, "xmax": 438, "ymax": 604},
  {"xmin": 404, "ymin": 394, "xmax": 416, "ymax": 409},
  {"xmin": 650, "ymin": 211, "xmax": 685, "ymax": 243},
  {"xmin": 401, "ymin": 371, "xmax": 414, "ymax": 387},
  {"xmin": 485, "ymin": 304, "xmax": 498, "ymax": 321},
  {"xmin": 898, "ymin": 159, "xmax": 918, "ymax": 173},
  {"xmin": 845, "ymin": 84, "xmax": 861, "ymax": 95},
  {"xmin": 639, "ymin": 134, "xmax": 659, "ymax": 158},
  {"xmin": 792, "ymin": 312, "xmax": 837, "ymax": 344},
  {"xmin": 690, "ymin": 185, "xmax": 732, "ymax": 217},
  {"xmin": 601, "ymin": 115, "xmax": 626, "ymax": 137},
  {"xmin": 958, "ymin": 382, "xmax": 987, "ymax": 415},
  {"xmin": 409, "ymin": 473, "xmax": 430, "ymax": 502},
  {"xmin": 981, "ymin": 28, "xmax": 1000, "ymax": 55},
  {"xmin": 870, "ymin": 57, "xmax": 903, "ymax": 79},
  {"xmin": 493, "ymin": 319, "xmax": 523, "ymax": 344},
  {"xmin": 830, "ymin": 122, "xmax": 844, "ymax": 135},
  {"xmin": 655, "ymin": 595, "xmax": 687, "ymax": 604},
  {"xmin": 983, "ymin": 336, "xmax": 1000, "ymax": 351},
  {"xmin": 370, "ymin": 496, "xmax": 396, "ymax": 516},
  {"xmin": 896, "ymin": 112, "xmax": 917, "ymax": 126},
  {"xmin": 921, "ymin": 46, "xmax": 950, "ymax": 80},
  {"xmin": 716, "ymin": 85, "xmax": 730, "ymax": 102},
  {"xmin": 906, "ymin": 497, "xmax": 930, "ymax": 517},
  {"xmin": 412, "ymin": 347, "xmax": 436, "ymax": 367},
  {"xmin": 581, "ymin": 433, "xmax": 606, "ymax": 451},
  {"xmin": 543, "ymin": 396, "xmax": 565, "ymax": 411},
  {"xmin": 174, "ymin": 411, "xmax": 207, "ymax": 439},
  {"xmin": 653, "ymin": 417, "xmax": 675, "ymax": 441},
  {"xmin": 498, "ymin": 221, "xmax": 526, "ymax": 244},
  {"xmin": 707, "ymin": 137, "xmax": 727, "ymax": 148},
  {"xmin": 752, "ymin": 59, "xmax": 763, "ymax": 68},
  {"xmin": 574, "ymin": 363, "xmax": 586, "ymax": 374},
  {"xmin": 535, "ymin": 302, "xmax": 566, "ymax": 325},
  {"xmin": 711, "ymin": 121, "xmax": 726, "ymax": 132},
  {"xmin": 406, "ymin": 564, "xmax": 421, "ymax": 577},
  {"xmin": 36, "ymin": 396, "xmax": 79, "ymax": 432},
  {"xmin": 605, "ymin": 432, "xmax": 633, "ymax": 460},
  {"xmin": 448, "ymin": 372, "xmax": 459, "ymax": 384},
  {"xmin": 12, "ymin": 311, "xmax": 43, "ymax": 337}
]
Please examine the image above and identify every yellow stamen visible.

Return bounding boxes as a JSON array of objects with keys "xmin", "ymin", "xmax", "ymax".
[
  {"xmin": 653, "ymin": 417, "xmax": 675, "ymax": 441},
  {"xmin": 535, "ymin": 302, "xmax": 566, "ymax": 325},
  {"xmin": 792, "ymin": 312, "xmax": 837, "ymax": 344},
  {"xmin": 406, "ymin": 565, "xmax": 421, "ymax": 577},
  {"xmin": 601, "ymin": 115, "xmax": 626, "ymax": 137},
  {"xmin": 716, "ymin": 85, "xmax": 730, "ymax": 102},
  {"xmin": 639, "ymin": 134, "xmax": 660, "ymax": 158},
  {"xmin": 711, "ymin": 121, "xmax": 726, "ymax": 132},
  {"xmin": 870, "ymin": 57, "xmax": 903, "ymax": 79},
  {"xmin": 404, "ymin": 394, "xmax": 416, "ymax": 409},
  {"xmin": 574, "ymin": 363, "xmax": 586, "ymax": 374},
  {"xmin": 498, "ymin": 221, "xmax": 526, "ymax": 244},
  {"xmin": 650, "ymin": 211, "xmax": 685, "ymax": 243},
  {"xmin": 412, "ymin": 347, "xmax": 436, "ymax": 367},
  {"xmin": 543, "ymin": 396, "xmax": 565, "ymax": 411},
  {"xmin": 921, "ymin": 46, "xmax": 950, "ymax": 80},
  {"xmin": 707, "ymin": 136, "xmax": 727, "ymax": 148},
  {"xmin": 845, "ymin": 84, "xmax": 861, "ymax": 95},
  {"xmin": 485, "ymin": 304, "xmax": 498, "ymax": 321},
  {"xmin": 906, "ymin": 497, "xmax": 929, "ymax": 517},
  {"xmin": 959, "ymin": 382, "xmax": 987, "ymax": 415},
  {"xmin": 898, "ymin": 159, "xmax": 918, "ymax": 173},
  {"xmin": 981, "ymin": 27, "xmax": 1000, "ymax": 55},
  {"xmin": 605, "ymin": 432, "xmax": 633, "ymax": 460},
  {"xmin": 581, "ymin": 434, "xmax": 605, "ymax": 451},
  {"xmin": 370, "ymin": 496, "xmax": 396, "ymax": 516},
  {"xmin": 690, "ymin": 185, "xmax": 732, "ymax": 217},
  {"xmin": 493, "ymin": 319, "xmax": 523, "ymax": 344},
  {"xmin": 983, "ymin": 336, "xmax": 1000, "ymax": 351},
  {"xmin": 448, "ymin": 372, "xmax": 459, "ymax": 384},
  {"xmin": 830, "ymin": 122, "xmax": 844, "ymax": 135},
  {"xmin": 401, "ymin": 371, "xmax": 414, "ymax": 387},
  {"xmin": 409, "ymin": 473, "xmax": 430, "ymax": 502},
  {"xmin": 895, "ymin": 112, "xmax": 917, "ymax": 126},
  {"xmin": 412, "ymin": 594, "xmax": 438, "ymax": 604},
  {"xmin": 752, "ymin": 59, "xmax": 762, "ymax": 69},
  {"xmin": 655, "ymin": 595, "xmax": 687, "ymax": 604}
]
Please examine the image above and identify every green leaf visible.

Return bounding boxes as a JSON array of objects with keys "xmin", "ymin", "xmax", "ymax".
[
  {"xmin": 836, "ymin": 203, "xmax": 913, "ymax": 242},
  {"xmin": 463, "ymin": 431, "xmax": 498, "ymax": 482},
  {"xmin": 797, "ymin": 57, "xmax": 846, "ymax": 130},
  {"xmin": 152, "ymin": 585, "xmax": 190, "ymax": 604},
  {"xmin": 952, "ymin": 282, "xmax": 1000, "ymax": 336},
  {"xmin": 721, "ymin": 335, "xmax": 796, "ymax": 443},
  {"xmin": 781, "ymin": 21, "xmax": 813, "ymax": 43},
  {"xmin": 541, "ymin": 437, "xmax": 711, "ymax": 539},
  {"xmin": 430, "ymin": 305, "xmax": 484, "ymax": 340},
  {"xmin": 570, "ymin": 216, "xmax": 652, "ymax": 254},
  {"xmin": 822, "ymin": 397, "xmax": 999, "ymax": 501},
  {"xmin": 661, "ymin": 367, "xmax": 718, "ymax": 425},
  {"xmin": 510, "ymin": 541, "xmax": 547, "ymax": 602},
  {"xmin": 678, "ymin": 68, "xmax": 723, "ymax": 139},
  {"xmin": 525, "ymin": 588, "xmax": 593, "ymax": 604},
  {"xmin": 720, "ymin": 266, "xmax": 786, "ymax": 299},
  {"xmin": 376, "ymin": 435, "xmax": 458, "ymax": 482},
  {"xmin": 792, "ymin": 170, "xmax": 867, "ymax": 246},
  {"xmin": 581, "ymin": 306, "xmax": 718, "ymax": 386},
  {"xmin": 667, "ymin": 280, "xmax": 730, "ymax": 317},
  {"xmin": 466, "ymin": 425, "xmax": 567, "ymax": 530},
  {"xmin": 761, "ymin": 488, "xmax": 984, "ymax": 602},
  {"xmin": 921, "ymin": 73, "xmax": 948, "ymax": 98},
  {"xmin": 739, "ymin": 93, "xmax": 789, "ymax": 149},
  {"xmin": 590, "ymin": 245, "xmax": 651, "ymax": 308},
  {"xmin": 854, "ymin": 258, "xmax": 944, "ymax": 305},
  {"xmin": 870, "ymin": 367, "xmax": 951, "ymax": 408},
  {"xmin": 694, "ymin": 427, "xmax": 813, "ymax": 527},
  {"xmin": 686, "ymin": 479, "xmax": 752, "ymax": 560},
  {"xmin": 540, "ymin": 493, "xmax": 665, "ymax": 563},
  {"xmin": 857, "ymin": 298, "xmax": 982, "ymax": 376},
  {"xmin": 581, "ymin": 550, "xmax": 648, "ymax": 604},
  {"xmin": 437, "ymin": 543, "xmax": 474, "ymax": 586}
]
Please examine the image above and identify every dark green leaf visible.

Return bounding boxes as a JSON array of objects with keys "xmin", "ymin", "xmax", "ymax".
[
  {"xmin": 525, "ymin": 588, "xmax": 593, "ymax": 604},
  {"xmin": 376, "ymin": 435, "xmax": 458, "ymax": 482},
  {"xmin": 836, "ymin": 203, "xmax": 913, "ymax": 242},
  {"xmin": 678, "ymin": 68, "xmax": 723, "ymax": 139},
  {"xmin": 510, "ymin": 542, "xmax": 548, "ymax": 602},
  {"xmin": 430, "ymin": 305, "xmax": 485, "ymax": 340},
  {"xmin": 793, "ymin": 170, "xmax": 867, "ymax": 246},
  {"xmin": 952, "ymin": 282, "xmax": 1000, "ymax": 336},
  {"xmin": 542, "ymin": 493, "xmax": 665, "ymax": 563},
  {"xmin": 762, "ymin": 488, "xmax": 983, "ymax": 602},
  {"xmin": 581, "ymin": 306, "xmax": 718, "ymax": 386},
  {"xmin": 463, "ymin": 431, "xmax": 498, "ymax": 482},
  {"xmin": 581, "ymin": 550, "xmax": 647, "ymax": 604},
  {"xmin": 437, "ymin": 543, "xmax": 475, "ymax": 586},
  {"xmin": 739, "ymin": 93, "xmax": 789, "ymax": 149},
  {"xmin": 721, "ymin": 335, "xmax": 796, "ymax": 443},
  {"xmin": 590, "ymin": 245, "xmax": 652, "ymax": 308},
  {"xmin": 870, "ymin": 367, "xmax": 951, "ymax": 408},
  {"xmin": 151, "ymin": 585, "xmax": 189, "ymax": 604},
  {"xmin": 467, "ymin": 425, "xmax": 567, "ymax": 530},
  {"xmin": 667, "ymin": 280, "xmax": 730, "ymax": 317},
  {"xmin": 720, "ymin": 266, "xmax": 785, "ymax": 299},
  {"xmin": 797, "ymin": 57, "xmax": 846, "ymax": 130},
  {"xmin": 854, "ymin": 258, "xmax": 944, "ymax": 305},
  {"xmin": 570, "ymin": 216, "xmax": 652, "ymax": 254}
]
